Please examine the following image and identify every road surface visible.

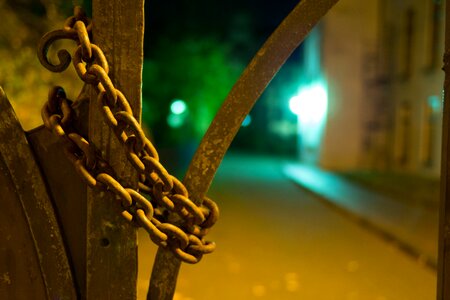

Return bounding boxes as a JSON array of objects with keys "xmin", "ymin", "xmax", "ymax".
[{"xmin": 137, "ymin": 153, "xmax": 436, "ymax": 300}]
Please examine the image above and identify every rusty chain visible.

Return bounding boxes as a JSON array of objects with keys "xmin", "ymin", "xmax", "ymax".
[{"xmin": 38, "ymin": 7, "xmax": 219, "ymax": 264}]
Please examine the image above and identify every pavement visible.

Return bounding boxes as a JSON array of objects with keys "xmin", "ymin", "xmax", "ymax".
[
  {"xmin": 283, "ymin": 162, "xmax": 439, "ymax": 269},
  {"xmin": 137, "ymin": 153, "xmax": 437, "ymax": 300}
]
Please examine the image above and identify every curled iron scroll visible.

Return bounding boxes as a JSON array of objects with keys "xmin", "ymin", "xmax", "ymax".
[
  {"xmin": 37, "ymin": 29, "xmax": 78, "ymax": 73},
  {"xmin": 38, "ymin": 6, "xmax": 92, "ymax": 73}
]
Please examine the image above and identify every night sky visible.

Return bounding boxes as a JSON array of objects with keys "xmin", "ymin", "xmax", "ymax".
[{"xmin": 145, "ymin": 0, "xmax": 300, "ymax": 58}]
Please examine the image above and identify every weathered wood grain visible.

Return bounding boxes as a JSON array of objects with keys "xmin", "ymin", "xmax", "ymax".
[
  {"xmin": 86, "ymin": 1, "xmax": 144, "ymax": 299},
  {"xmin": 0, "ymin": 87, "xmax": 77, "ymax": 299},
  {"xmin": 27, "ymin": 124, "xmax": 87, "ymax": 297}
]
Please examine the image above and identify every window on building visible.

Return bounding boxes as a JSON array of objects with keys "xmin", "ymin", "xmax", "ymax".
[
  {"xmin": 426, "ymin": 0, "xmax": 443, "ymax": 70},
  {"xmin": 398, "ymin": 101, "xmax": 412, "ymax": 167},
  {"xmin": 401, "ymin": 7, "xmax": 415, "ymax": 80}
]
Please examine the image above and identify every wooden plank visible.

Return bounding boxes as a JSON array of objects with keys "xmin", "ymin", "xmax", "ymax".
[
  {"xmin": 0, "ymin": 140, "xmax": 47, "ymax": 299},
  {"xmin": 27, "ymin": 125, "xmax": 87, "ymax": 296},
  {"xmin": 0, "ymin": 87, "xmax": 77, "ymax": 299},
  {"xmin": 438, "ymin": 1, "xmax": 450, "ymax": 298},
  {"xmin": 86, "ymin": 1, "xmax": 144, "ymax": 298}
]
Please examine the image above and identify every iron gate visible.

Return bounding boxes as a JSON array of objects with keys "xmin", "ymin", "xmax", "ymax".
[{"xmin": 0, "ymin": 0, "xmax": 449, "ymax": 299}]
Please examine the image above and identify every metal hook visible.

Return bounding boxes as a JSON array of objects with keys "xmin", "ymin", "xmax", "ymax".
[{"xmin": 37, "ymin": 29, "xmax": 78, "ymax": 73}]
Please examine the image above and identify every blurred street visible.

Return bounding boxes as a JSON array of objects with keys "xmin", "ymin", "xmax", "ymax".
[
  {"xmin": 284, "ymin": 163, "xmax": 438, "ymax": 268},
  {"xmin": 138, "ymin": 153, "xmax": 436, "ymax": 300},
  {"xmin": 0, "ymin": 1, "xmax": 445, "ymax": 299}
]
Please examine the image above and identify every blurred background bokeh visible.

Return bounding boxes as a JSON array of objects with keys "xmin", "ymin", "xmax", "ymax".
[{"xmin": 0, "ymin": 0, "xmax": 444, "ymax": 299}]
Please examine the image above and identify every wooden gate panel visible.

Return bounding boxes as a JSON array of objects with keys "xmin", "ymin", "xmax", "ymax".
[
  {"xmin": 0, "ymin": 152, "xmax": 47, "ymax": 299},
  {"xmin": 0, "ymin": 87, "xmax": 77, "ymax": 299},
  {"xmin": 27, "ymin": 126, "xmax": 87, "ymax": 296}
]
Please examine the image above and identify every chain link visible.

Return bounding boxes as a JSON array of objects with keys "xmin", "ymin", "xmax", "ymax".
[{"xmin": 38, "ymin": 7, "xmax": 219, "ymax": 264}]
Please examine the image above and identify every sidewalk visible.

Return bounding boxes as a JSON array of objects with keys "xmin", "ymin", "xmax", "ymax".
[
  {"xmin": 283, "ymin": 163, "xmax": 439, "ymax": 269},
  {"xmin": 138, "ymin": 153, "xmax": 437, "ymax": 299}
]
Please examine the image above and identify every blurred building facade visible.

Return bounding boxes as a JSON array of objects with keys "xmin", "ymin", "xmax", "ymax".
[
  {"xmin": 318, "ymin": 0, "xmax": 380, "ymax": 170},
  {"xmin": 301, "ymin": 0, "xmax": 444, "ymax": 176},
  {"xmin": 378, "ymin": 0, "xmax": 444, "ymax": 177}
]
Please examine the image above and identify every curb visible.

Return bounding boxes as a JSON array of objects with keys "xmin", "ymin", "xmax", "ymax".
[{"xmin": 283, "ymin": 166, "xmax": 437, "ymax": 271}]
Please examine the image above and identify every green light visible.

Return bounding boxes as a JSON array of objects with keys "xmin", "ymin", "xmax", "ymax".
[
  {"xmin": 167, "ymin": 114, "xmax": 184, "ymax": 128},
  {"xmin": 170, "ymin": 99, "xmax": 187, "ymax": 115},
  {"xmin": 289, "ymin": 83, "xmax": 328, "ymax": 125}
]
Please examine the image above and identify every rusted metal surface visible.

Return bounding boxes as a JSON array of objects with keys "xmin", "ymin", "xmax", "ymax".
[
  {"xmin": 438, "ymin": 1, "xmax": 450, "ymax": 298},
  {"xmin": 0, "ymin": 137, "xmax": 47, "ymax": 299},
  {"xmin": 33, "ymin": 3, "xmax": 221, "ymax": 298},
  {"xmin": 2, "ymin": 0, "xmax": 343, "ymax": 298},
  {"xmin": 37, "ymin": 83, "xmax": 218, "ymax": 265},
  {"xmin": 148, "ymin": 0, "xmax": 340, "ymax": 299},
  {"xmin": 0, "ymin": 88, "xmax": 77, "ymax": 299},
  {"xmin": 37, "ymin": 7, "xmax": 92, "ymax": 73},
  {"xmin": 34, "ymin": 3, "xmax": 145, "ymax": 297},
  {"xmin": 26, "ymin": 87, "xmax": 92, "ymax": 296},
  {"xmin": 37, "ymin": 3, "xmax": 219, "ymax": 268},
  {"xmin": 27, "ymin": 125, "xmax": 88, "ymax": 296},
  {"xmin": 148, "ymin": 248, "xmax": 182, "ymax": 299},
  {"xmin": 87, "ymin": 1, "xmax": 141, "ymax": 298}
]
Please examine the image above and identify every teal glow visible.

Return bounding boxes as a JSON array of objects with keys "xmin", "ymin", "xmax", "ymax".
[
  {"xmin": 170, "ymin": 99, "xmax": 187, "ymax": 115},
  {"xmin": 428, "ymin": 95, "xmax": 441, "ymax": 113},
  {"xmin": 242, "ymin": 115, "xmax": 252, "ymax": 127},
  {"xmin": 167, "ymin": 114, "xmax": 184, "ymax": 128},
  {"xmin": 289, "ymin": 82, "xmax": 328, "ymax": 125}
]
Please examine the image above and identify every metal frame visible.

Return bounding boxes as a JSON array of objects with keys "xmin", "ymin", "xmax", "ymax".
[
  {"xmin": 148, "ymin": 0, "xmax": 339, "ymax": 298},
  {"xmin": 437, "ymin": 1, "xmax": 450, "ymax": 299},
  {"xmin": 2, "ymin": 0, "xmax": 450, "ymax": 298}
]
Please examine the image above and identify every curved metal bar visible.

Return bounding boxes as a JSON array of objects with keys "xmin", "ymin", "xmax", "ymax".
[
  {"xmin": 437, "ymin": 1, "xmax": 450, "ymax": 298},
  {"xmin": 37, "ymin": 29, "xmax": 78, "ymax": 73},
  {"xmin": 149, "ymin": 1, "xmax": 340, "ymax": 299},
  {"xmin": 184, "ymin": 0, "xmax": 340, "ymax": 203}
]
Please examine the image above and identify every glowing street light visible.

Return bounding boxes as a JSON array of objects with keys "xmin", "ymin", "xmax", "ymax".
[
  {"xmin": 289, "ymin": 83, "xmax": 328, "ymax": 125},
  {"xmin": 170, "ymin": 99, "xmax": 187, "ymax": 115},
  {"xmin": 168, "ymin": 99, "xmax": 188, "ymax": 128},
  {"xmin": 289, "ymin": 81, "xmax": 328, "ymax": 163}
]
